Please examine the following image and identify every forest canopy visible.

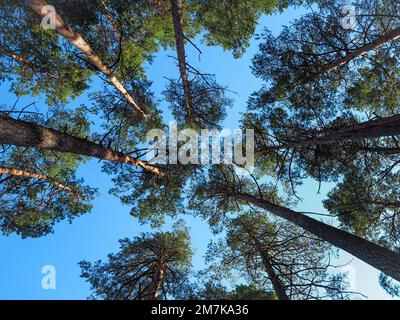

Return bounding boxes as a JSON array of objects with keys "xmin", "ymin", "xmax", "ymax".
[{"xmin": 1, "ymin": 0, "xmax": 400, "ymax": 300}]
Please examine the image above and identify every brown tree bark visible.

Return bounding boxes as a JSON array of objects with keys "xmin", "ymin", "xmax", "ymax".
[
  {"xmin": 150, "ymin": 250, "xmax": 165, "ymax": 300},
  {"xmin": 235, "ymin": 193, "xmax": 400, "ymax": 282},
  {"xmin": 0, "ymin": 45, "xmax": 34, "ymax": 68},
  {"xmin": 26, "ymin": 0, "xmax": 146, "ymax": 117},
  {"xmin": 248, "ymin": 231, "xmax": 289, "ymax": 300},
  {"xmin": 0, "ymin": 166, "xmax": 72, "ymax": 192},
  {"xmin": 0, "ymin": 115, "xmax": 162, "ymax": 175},
  {"xmin": 321, "ymin": 27, "xmax": 400, "ymax": 75},
  {"xmin": 100, "ymin": 0, "xmax": 121, "ymax": 39},
  {"xmin": 260, "ymin": 114, "xmax": 400, "ymax": 152},
  {"xmin": 258, "ymin": 248, "xmax": 289, "ymax": 300},
  {"xmin": 170, "ymin": 0, "xmax": 191, "ymax": 118},
  {"xmin": 293, "ymin": 114, "xmax": 400, "ymax": 147}
]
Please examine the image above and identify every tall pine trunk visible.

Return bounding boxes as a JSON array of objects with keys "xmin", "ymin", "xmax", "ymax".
[
  {"xmin": 0, "ymin": 115, "xmax": 162, "ymax": 175},
  {"xmin": 26, "ymin": 0, "xmax": 146, "ymax": 117},
  {"xmin": 235, "ymin": 193, "xmax": 400, "ymax": 281},
  {"xmin": 321, "ymin": 27, "xmax": 400, "ymax": 74},
  {"xmin": 151, "ymin": 258, "xmax": 165, "ymax": 300},
  {"xmin": 170, "ymin": 0, "xmax": 191, "ymax": 118},
  {"xmin": 262, "ymin": 114, "xmax": 400, "ymax": 151},
  {"xmin": 299, "ymin": 114, "xmax": 400, "ymax": 146},
  {"xmin": 252, "ymin": 235, "xmax": 289, "ymax": 300}
]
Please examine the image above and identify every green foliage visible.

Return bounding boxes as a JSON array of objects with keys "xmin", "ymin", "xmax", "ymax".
[
  {"xmin": 205, "ymin": 211, "xmax": 350, "ymax": 299},
  {"xmin": 189, "ymin": 164, "xmax": 284, "ymax": 229},
  {"xmin": 229, "ymin": 284, "xmax": 276, "ymax": 300},
  {"xmin": 164, "ymin": 74, "xmax": 231, "ymax": 129},
  {"xmin": 79, "ymin": 222, "xmax": 193, "ymax": 300},
  {"xmin": 1, "ymin": 0, "xmax": 399, "ymax": 299},
  {"xmin": 0, "ymin": 2, "xmax": 92, "ymax": 105},
  {"xmin": 324, "ymin": 169, "xmax": 400, "ymax": 247},
  {"xmin": 0, "ymin": 106, "xmax": 97, "ymax": 238},
  {"xmin": 380, "ymin": 273, "xmax": 400, "ymax": 297},
  {"xmin": 185, "ymin": 280, "xmax": 276, "ymax": 300},
  {"xmin": 192, "ymin": 0, "xmax": 292, "ymax": 58}
]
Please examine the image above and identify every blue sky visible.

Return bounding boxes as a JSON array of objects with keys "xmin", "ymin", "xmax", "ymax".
[{"xmin": 0, "ymin": 6, "xmax": 396, "ymax": 300}]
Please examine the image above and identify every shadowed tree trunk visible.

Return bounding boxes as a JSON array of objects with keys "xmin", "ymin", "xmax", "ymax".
[
  {"xmin": 235, "ymin": 193, "xmax": 400, "ymax": 282},
  {"xmin": 26, "ymin": 0, "xmax": 146, "ymax": 117},
  {"xmin": 240, "ymin": 222, "xmax": 289, "ymax": 299},
  {"xmin": 321, "ymin": 27, "xmax": 400, "ymax": 74},
  {"xmin": 0, "ymin": 166, "xmax": 72, "ymax": 192},
  {"xmin": 250, "ymin": 232, "xmax": 289, "ymax": 300},
  {"xmin": 0, "ymin": 115, "xmax": 162, "ymax": 175},
  {"xmin": 170, "ymin": 0, "xmax": 191, "ymax": 118},
  {"xmin": 151, "ymin": 263, "xmax": 165, "ymax": 300},
  {"xmin": 261, "ymin": 114, "xmax": 400, "ymax": 152},
  {"xmin": 100, "ymin": 0, "xmax": 121, "ymax": 39}
]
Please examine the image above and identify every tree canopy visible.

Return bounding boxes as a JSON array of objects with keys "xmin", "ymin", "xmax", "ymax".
[{"xmin": 1, "ymin": 0, "xmax": 400, "ymax": 300}]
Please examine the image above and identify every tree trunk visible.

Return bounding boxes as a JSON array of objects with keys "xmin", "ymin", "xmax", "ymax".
[
  {"xmin": 0, "ymin": 166, "xmax": 72, "ymax": 192},
  {"xmin": 261, "ymin": 114, "xmax": 400, "ymax": 152},
  {"xmin": 26, "ymin": 0, "xmax": 146, "ymax": 117},
  {"xmin": 0, "ymin": 115, "xmax": 162, "ymax": 175},
  {"xmin": 259, "ymin": 249, "xmax": 289, "ymax": 300},
  {"xmin": 235, "ymin": 193, "xmax": 400, "ymax": 282},
  {"xmin": 100, "ymin": 0, "xmax": 121, "ymax": 39},
  {"xmin": 151, "ymin": 261, "xmax": 165, "ymax": 300},
  {"xmin": 0, "ymin": 45, "xmax": 34, "ymax": 68},
  {"xmin": 294, "ymin": 115, "xmax": 400, "ymax": 147},
  {"xmin": 170, "ymin": 0, "xmax": 191, "ymax": 118},
  {"xmin": 321, "ymin": 27, "xmax": 400, "ymax": 74},
  {"xmin": 251, "ymin": 234, "xmax": 289, "ymax": 300}
]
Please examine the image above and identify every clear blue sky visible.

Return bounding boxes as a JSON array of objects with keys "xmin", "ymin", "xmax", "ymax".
[{"xmin": 0, "ymin": 7, "xmax": 396, "ymax": 300}]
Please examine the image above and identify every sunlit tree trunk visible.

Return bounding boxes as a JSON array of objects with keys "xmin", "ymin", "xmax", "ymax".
[
  {"xmin": 26, "ymin": 0, "xmax": 146, "ymax": 117},
  {"xmin": 0, "ymin": 166, "xmax": 72, "ymax": 192},
  {"xmin": 0, "ymin": 44, "xmax": 58, "ymax": 79},
  {"xmin": 100, "ymin": 0, "xmax": 121, "ymax": 39},
  {"xmin": 0, "ymin": 115, "xmax": 162, "ymax": 175},
  {"xmin": 150, "ymin": 250, "xmax": 166, "ymax": 300}
]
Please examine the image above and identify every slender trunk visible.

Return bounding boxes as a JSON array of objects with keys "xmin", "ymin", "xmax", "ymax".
[
  {"xmin": 297, "ymin": 114, "xmax": 400, "ymax": 147},
  {"xmin": 26, "ymin": 0, "xmax": 146, "ymax": 117},
  {"xmin": 235, "ymin": 193, "xmax": 400, "ymax": 281},
  {"xmin": 261, "ymin": 114, "xmax": 400, "ymax": 152},
  {"xmin": 0, "ymin": 166, "xmax": 72, "ymax": 192},
  {"xmin": 0, "ymin": 45, "xmax": 58, "ymax": 79},
  {"xmin": 0, "ymin": 45, "xmax": 33, "ymax": 68},
  {"xmin": 151, "ymin": 258, "xmax": 165, "ymax": 300},
  {"xmin": 259, "ymin": 249, "xmax": 289, "ymax": 300},
  {"xmin": 251, "ymin": 234, "xmax": 289, "ymax": 300},
  {"xmin": 170, "ymin": 0, "xmax": 191, "ymax": 118},
  {"xmin": 100, "ymin": 0, "xmax": 121, "ymax": 39},
  {"xmin": 0, "ymin": 115, "xmax": 162, "ymax": 175},
  {"xmin": 321, "ymin": 27, "xmax": 400, "ymax": 74}
]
